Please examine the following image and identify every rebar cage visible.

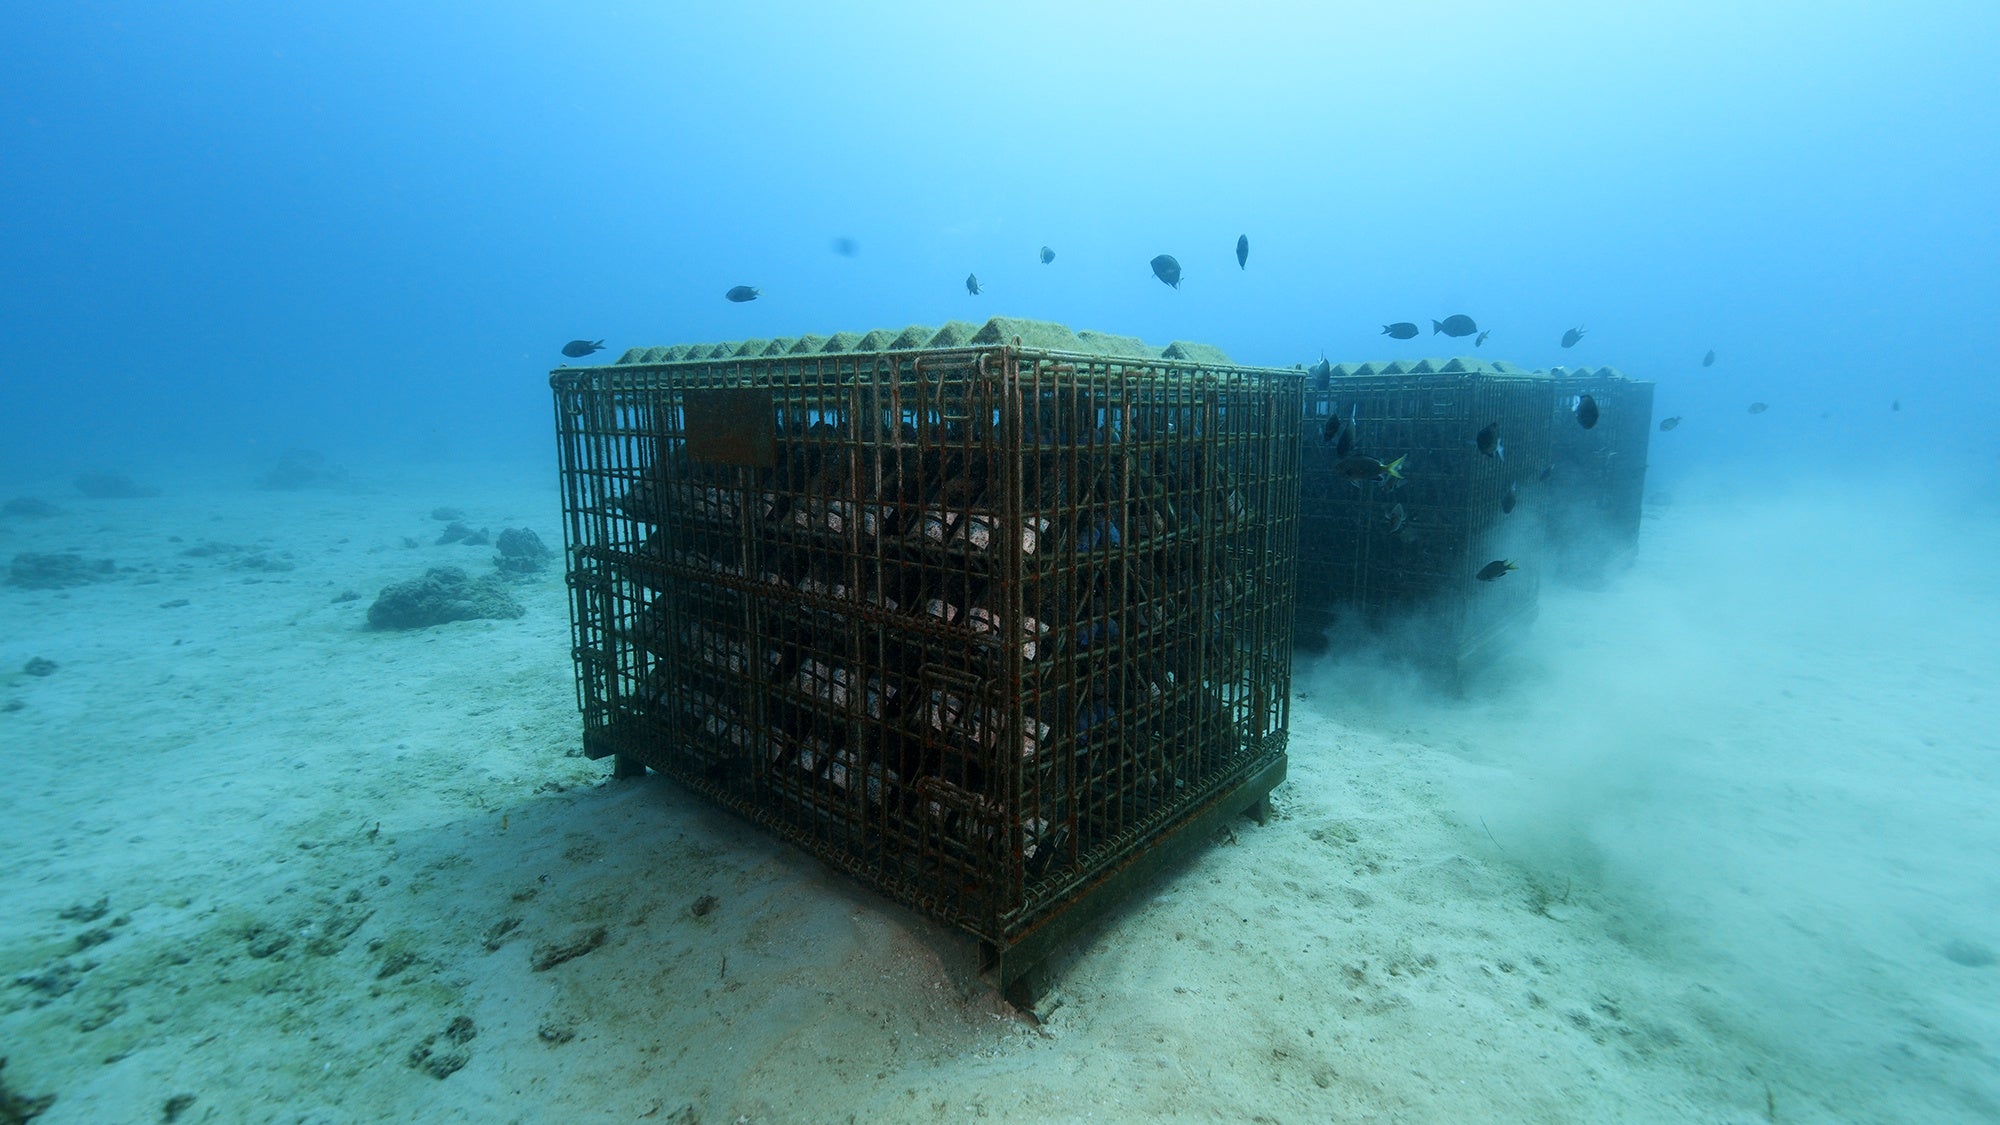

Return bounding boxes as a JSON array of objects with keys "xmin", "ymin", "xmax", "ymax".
[
  {"xmin": 1548, "ymin": 368, "xmax": 1654, "ymax": 583},
  {"xmin": 551, "ymin": 340, "xmax": 1299, "ymax": 978},
  {"xmin": 1295, "ymin": 359, "xmax": 1552, "ymax": 674}
]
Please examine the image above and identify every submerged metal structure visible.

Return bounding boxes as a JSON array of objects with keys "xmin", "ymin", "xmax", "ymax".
[
  {"xmin": 1295, "ymin": 358, "xmax": 1553, "ymax": 680},
  {"xmin": 1293, "ymin": 357, "xmax": 1654, "ymax": 677},
  {"xmin": 1547, "ymin": 366, "xmax": 1654, "ymax": 584},
  {"xmin": 551, "ymin": 318, "xmax": 1299, "ymax": 997}
]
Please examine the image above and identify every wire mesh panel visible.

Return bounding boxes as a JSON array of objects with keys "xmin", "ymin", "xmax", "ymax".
[
  {"xmin": 1294, "ymin": 359, "xmax": 1552, "ymax": 676},
  {"xmin": 551, "ymin": 340, "xmax": 1298, "ymax": 985},
  {"xmin": 1548, "ymin": 367, "xmax": 1654, "ymax": 584}
]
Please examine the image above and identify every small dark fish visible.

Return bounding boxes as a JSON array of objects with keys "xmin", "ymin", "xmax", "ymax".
[
  {"xmin": 725, "ymin": 285, "xmax": 760, "ymax": 303},
  {"xmin": 1748, "ymin": 402, "xmax": 1769, "ymax": 414},
  {"xmin": 1891, "ymin": 400, "xmax": 1900, "ymax": 412},
  {"xmin": 1538, "ymin": 465, "xmax": 1553, "ymax": 482},
  {"xmin": 1475, "ymin": 329, "xmax": 1490, "ymax": 347},
  {"xmin": 1703, "ymin": 349, "xmax": 1716, "ymax": 367},
  {"xmin": 1336, "ymin": 405, "xmax": 1355, "ymax": 458},
  {"xmin": 1382, "ymin": 322, "xmax": 1420, "ymax": 339},
  {"xmin": 1150, "ymin": 254, "xmax": 1182, "ymax": 288},
  {"xmin": 1335, "ymin": 454, "xmax": 1406, "ymax": 484},
  {"xmin": 1576, "ymin": 393, "xmax": 1600, "ymax": 429},
  {"xmin": 1433, "ymin": 314, "xmax": 1478, "ymax": 338},
  {"xmin": 1322, "ymin": 414, "xmax": 1342, "ymax": 444},
  {"xmin": 1384, "ymin": 503, "xmax": 1407, "ymax": 535},
  {"xmin": 1501, "ymin": 481, "xmax": 1518, "ymax": 514},
  {"xmin": 1475, "ymin": 421, "xmax": 1501, "ymax": 459},
  {"xmin": 1476, "ymin": 559, "xmax": 1518, "ymax": 582},
  {"xmin": 1659, "ymin": 416, "xmax": 1682, "ymax": 431},
  {"xmin": 1561, "ymin": 326, "xmax": 1587, "ymax": 348},
  {"xmin": 1236, "ymin": 234, "xmax": 1249, "ymax": 270},
  {"xmin": 832, "ymin": 237, "xmax": 859, "ymax": 257},
  {"xmin": 561, "ymin": 339, "xmax": 605, "ymax": 358},
  {"xmin": 968, "ymin": 273, "xmax": 984, "ymax": 296},
  {"xmin": 1040, "ymin": 246, "xmax": 1055, "ymax": 264}
]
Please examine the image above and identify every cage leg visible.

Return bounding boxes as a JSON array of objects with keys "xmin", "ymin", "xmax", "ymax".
[
  {"xmin": 1244, "ymin": 794, "xmax": 1272, "ymax": 826},
  {"xmin": 612, "ymin": 754, "xmax": 648, "ymax": 780}
]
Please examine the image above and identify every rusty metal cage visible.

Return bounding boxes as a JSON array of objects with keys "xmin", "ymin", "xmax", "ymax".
[
  {"xmin": 551, "ymin": 329, "xmax": 1298, "ymax": 995},
  {"xmin": 1294, "ymin": 358, "xmax": 1552, "ymax": 679},
  {"xmin": 1548, "ymin": 367, "xmax": 1654, "ymax": 585}
]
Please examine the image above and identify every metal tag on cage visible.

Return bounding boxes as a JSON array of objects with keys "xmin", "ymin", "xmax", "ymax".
[{"xmin": 682, "ymin": 387, "xmax": 776, "ymax": 468}]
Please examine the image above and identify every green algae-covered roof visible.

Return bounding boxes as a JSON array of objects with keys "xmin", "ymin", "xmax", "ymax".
[
  {"xmin": 968, "ymin": 316, "xmax": 1084, "ymax": 351},
  {"xmin": 604, "ymin": 316, "xmax": 1236, "ymax": 366},
  {"xmin": 1325, "ymin": 357, "xmax": 1552, "ymax": 379},
  {"xmin": 1162, "ymin": 340, "xmax": 1233, "ymax": 365},
  {"xmin": 1073, "ymin": 330, "xmax": 1154, "ymax": 357},
  {"xmin": 924, "ymin": 321, "xmax": 982, "ymax": 349},
  {"xmin": 1548, "ymin": 364, "xmax": 1630, "ymax": 380},
  {"xmin": 886, "ymin": 324, "xmax": 935, "ymax": 350}
]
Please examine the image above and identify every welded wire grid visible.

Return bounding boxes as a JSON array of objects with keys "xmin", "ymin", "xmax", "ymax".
[
  {"xmin": 1296, "ymin": 372, "xmax": 1552, "ymax": 663},
  {"xmin": 1549, "ymin": 371, "xmax": 1654, "ymax": 579},
  {"xmin": 551, "ymin": 347, "xmax": 1299, "ymax": 942}
]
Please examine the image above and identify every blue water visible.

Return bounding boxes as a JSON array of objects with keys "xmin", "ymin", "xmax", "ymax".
[{"xmin": 4, "ymin": 2, "xmax": 1995, "ymax": 488}]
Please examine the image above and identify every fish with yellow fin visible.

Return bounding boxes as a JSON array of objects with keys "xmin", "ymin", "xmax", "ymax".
[{"xmin": 1335, "ymin": 454, "xmax": 1405, "ymax": 486}]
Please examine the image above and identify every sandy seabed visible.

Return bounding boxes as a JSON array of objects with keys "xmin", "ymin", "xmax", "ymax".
[{"xmin": 2, "ymin": 460, "xmax": 1996, "ymax": 1123}]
